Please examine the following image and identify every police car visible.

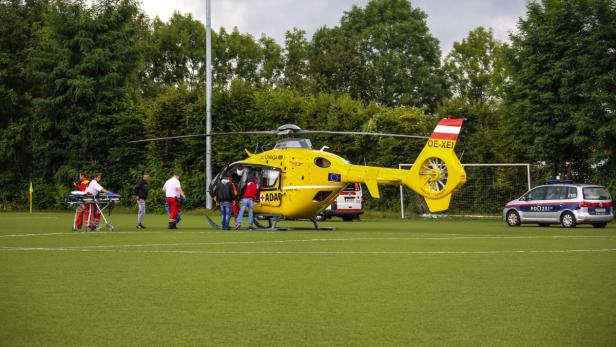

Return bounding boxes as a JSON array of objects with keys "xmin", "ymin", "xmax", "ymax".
[
  {"xmin": 503, "ymin": 181, "xmax": 613, "ymax": 228},
  {"xmin": 316, "ymin": 183, "xmax": 364, "ymax": 221}
]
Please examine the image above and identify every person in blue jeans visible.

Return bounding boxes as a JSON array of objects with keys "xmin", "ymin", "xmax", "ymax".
[
  {"xmin": 236, "ymin": 177, "xmax": 259, "ymax": 230},
  {"xmin": 215, "ymin": 175, "xmax": 236, "ymax": 230}
]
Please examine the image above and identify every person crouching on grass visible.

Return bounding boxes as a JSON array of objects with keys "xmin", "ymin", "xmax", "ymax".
[
  {"xmin": 85, "ymin": 173, "xmax": 109, "ymax": 231},
  {"xmin": 162, "ymin": 171, "xmax": 186, "ymax": 229},
  {"xmin": 133, "ymin": 172, "xmax": 150, "ymax": 229}
]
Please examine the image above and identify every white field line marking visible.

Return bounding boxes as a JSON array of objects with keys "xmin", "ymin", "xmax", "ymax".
[
  {"xmin": 0, "ymin": 231, "xmax": 226, "ymax": 238},
  {"xmin": 4, "ymin": 237, "xmax": 450, "ymax": 249},
  {"xmin": 3, "ymin": 235, "xmax": 616, "ymax": 251},
  {"xmin": 0, "ymin": 232, "xmax": 72, "ymax": 238},
  {"xmin": 2, "ymin": 229, "xmax": 615, "ymax": 239},
  {"xmin": 2, "ymin": 246, "xmax": 616, "ymax": 255},
  {"xmin": 61, "ymin": 235, "xmax": 616, "ymax": 249},
  {"xmin": 0, "ymin": 232, "xmax": 152, "ymax": 238}
]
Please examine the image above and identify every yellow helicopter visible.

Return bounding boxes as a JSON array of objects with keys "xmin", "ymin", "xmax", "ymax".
[{"xmin": 132, "ymin": 117, "xmax": 467, "ymax": 230}]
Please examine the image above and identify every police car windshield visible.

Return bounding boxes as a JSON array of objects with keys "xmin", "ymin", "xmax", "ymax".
[{"xmin": 583, "ymin": 187, "xmax": 611, "ymax": 200}]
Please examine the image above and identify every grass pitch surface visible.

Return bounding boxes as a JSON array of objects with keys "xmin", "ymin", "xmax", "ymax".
[{"xmin": 1, "ymin": 212, "xmax": 615, "ymax": 346}]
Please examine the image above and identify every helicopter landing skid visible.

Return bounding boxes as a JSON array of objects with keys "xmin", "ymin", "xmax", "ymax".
[
  {"xmin": 254, "ymin": 215, "xmax": 336, "ymax": 231},
  {"xmin": 205, "ymin": 214, "xmax": 285, "ymax": 230},
  {"xmin": 205, "ymin": 215, "xmax": 335, "ymax": 231},
  {"xmin": 206, "ymin": 215, "xmax": 222, "ymax": 230}
]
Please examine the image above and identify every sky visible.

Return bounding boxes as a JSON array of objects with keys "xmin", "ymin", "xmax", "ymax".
[{"xmin": 139, "ymin": 0, "xmax": 529, "ymax": 55}]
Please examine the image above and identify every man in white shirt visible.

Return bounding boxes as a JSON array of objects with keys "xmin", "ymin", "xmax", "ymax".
[
  {"xmin": 85, "ymin": 173, "xmax": 108, "ymax": 230},
  {"xmin": 162, "ymin": 171, "xmax": 186, "ymax": 229}
]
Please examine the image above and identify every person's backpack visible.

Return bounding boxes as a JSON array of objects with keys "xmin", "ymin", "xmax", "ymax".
[{"xmin": 215, "ymin": 181, "xmax": 232, "ymax": 201}]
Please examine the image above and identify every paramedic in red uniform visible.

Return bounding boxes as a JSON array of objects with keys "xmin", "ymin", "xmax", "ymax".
[
  {"xmin": 72, "ymin": 172, "xmax": 90, "ymax": 230},
  {"xmin": 85, "ymin": 173, "xmax": 108, "ymax": 231},
  {"xmin": 235, "ymin": 176, "xmax": 259, "ymax": 230},
  {"xmin": 162, "ymin": 171, "xmax": 185, "ymax": 229}
]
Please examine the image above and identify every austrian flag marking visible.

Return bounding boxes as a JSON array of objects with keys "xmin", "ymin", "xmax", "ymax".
[{"xmin": 430, "ymin": 118, "xmax": 463, "ymax": 141}]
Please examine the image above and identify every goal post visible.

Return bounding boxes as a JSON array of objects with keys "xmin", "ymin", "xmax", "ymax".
[{"xmin": 398, "ymin": 163, "xmax": 532, "ymax": 218}]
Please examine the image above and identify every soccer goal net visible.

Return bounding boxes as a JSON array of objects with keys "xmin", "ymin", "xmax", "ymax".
[{"xmin": 398, "ymin": 163, "xmax": 531, "ymax": 218}]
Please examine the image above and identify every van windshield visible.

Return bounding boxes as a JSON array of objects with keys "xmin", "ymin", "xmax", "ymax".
[{"xmin": 583, "ymin": 187, "xmax": 611, "ymax": 200}]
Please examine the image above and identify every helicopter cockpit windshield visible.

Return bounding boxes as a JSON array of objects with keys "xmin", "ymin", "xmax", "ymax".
[{"xmin": 274, "ymin": 138, "xmax": 312, "ymax": 150}]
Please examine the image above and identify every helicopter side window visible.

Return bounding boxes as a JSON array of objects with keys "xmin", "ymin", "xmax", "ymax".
[
  {"xmin": 260, "ymin": 168, "xmax": 281, "ymax": 191},
  {"xmin": 314, "ymin": 157, "xmax": 331, "ymax": 168}
]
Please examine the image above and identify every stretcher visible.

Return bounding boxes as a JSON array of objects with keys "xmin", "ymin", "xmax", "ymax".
[{"xmin": 65, "ymin": 191, "xmax": 122, "ymax": 231}]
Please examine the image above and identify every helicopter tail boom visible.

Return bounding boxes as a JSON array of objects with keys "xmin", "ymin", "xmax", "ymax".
[{"xmin": 343, "ymin": 117, "xmax": 466, "ymax": 213}]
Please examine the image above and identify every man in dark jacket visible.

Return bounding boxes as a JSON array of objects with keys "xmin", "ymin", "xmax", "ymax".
[
  {"xmin": 133, "ymin": 172, "xmax": 150, "ymax": 229},
  {"xmin": 215, "ymin": 175, "xmax": 236, "ymax": 230}
]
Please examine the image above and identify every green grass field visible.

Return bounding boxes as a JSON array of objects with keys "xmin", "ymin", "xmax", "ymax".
[{"xmin": 1, "ymin": 212, "xmax": 615, "ymax": 346}]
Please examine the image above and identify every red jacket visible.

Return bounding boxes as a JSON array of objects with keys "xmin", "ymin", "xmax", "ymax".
[
  {"xmin": 73, "ymin": 177, "xmax": 90, "ymax": 191},
  {"xmin": 243, "ymin": 182, "xmax": 258, "ymax": 199}
]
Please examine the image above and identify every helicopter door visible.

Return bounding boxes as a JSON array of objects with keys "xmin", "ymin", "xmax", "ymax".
[
  {"xmin": 258, "ymin": 167, "xmax": 283, "ymax": 207},
  {"xmin": 209, "ymin": 163, "xmax": 231, "ymax": 198}
]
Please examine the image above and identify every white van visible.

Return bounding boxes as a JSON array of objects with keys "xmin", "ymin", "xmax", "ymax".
[{"xmin": 316, "ymin": 183, "xmax": 364, "ymax": 221}]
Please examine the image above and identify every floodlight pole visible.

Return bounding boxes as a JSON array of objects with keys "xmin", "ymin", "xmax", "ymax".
[{"xmin": 205, "ymin": 0, "xmax": 213, "ymax": 209}]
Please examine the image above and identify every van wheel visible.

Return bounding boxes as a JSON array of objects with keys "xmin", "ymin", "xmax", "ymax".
[
  {"xmin": 561, "ymin": 212, "xmax": 577, "ymax": 228},
  {"xmin": 315, "ymin": 213, "xmax": 325, "ymax": 221},
  {"xmin": 593, "ymin": 222, "xmax": 607, "ymax": 228},
  {"xmin": 506, "ymin": 210, "xmax": 521, "ymax": 227}
]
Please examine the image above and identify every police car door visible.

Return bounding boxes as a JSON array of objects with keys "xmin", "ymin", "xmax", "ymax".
[
  {"xmin": 543, "ymin": 186, "xmax": 564, "ymax": 221},
  {"xmin": 524, "ymin": 186, "xmax": 548, "ymax": 221}
]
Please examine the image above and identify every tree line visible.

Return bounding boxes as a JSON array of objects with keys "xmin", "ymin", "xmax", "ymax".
[{"xmin": 1, "ymin": 0, "xmax": 614, "ymax": 211}]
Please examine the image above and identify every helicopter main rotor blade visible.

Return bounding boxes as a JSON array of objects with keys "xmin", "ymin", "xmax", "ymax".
[
  {"xmin": 297, "ymin": 130, "xmax": 429, "ymax": 139},
  {"xmin": 128, "ymin": 131, "xmax": 278, "ymax": 143}
]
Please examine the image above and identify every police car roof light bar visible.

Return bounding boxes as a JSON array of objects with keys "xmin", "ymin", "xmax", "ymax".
[{"xmin": 544, "ymin": 180, "xmax": 574, "ymax": 185}]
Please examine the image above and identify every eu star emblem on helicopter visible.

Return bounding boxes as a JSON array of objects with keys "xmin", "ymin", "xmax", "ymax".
[{"xmin": 130, "ymin": 117, "xmax": 467, "ymax": 230}]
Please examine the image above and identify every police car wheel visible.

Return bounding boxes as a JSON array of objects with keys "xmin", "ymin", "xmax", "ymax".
[
  {"xmin": 593, "ymin": 222, "xmax": 607, "ymax": 228},
  {"xmin": 506, "ymin": 210, "xmax": 521, "ymax": 227},
  {"xmin": 560, "ymin": 212, "xmax": 577, "ymax": 228}
]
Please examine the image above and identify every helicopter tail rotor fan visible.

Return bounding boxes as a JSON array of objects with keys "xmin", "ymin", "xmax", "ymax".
[{"xmin": 406, "ymin": 118, "xmax": 467, "ymax": 212}]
